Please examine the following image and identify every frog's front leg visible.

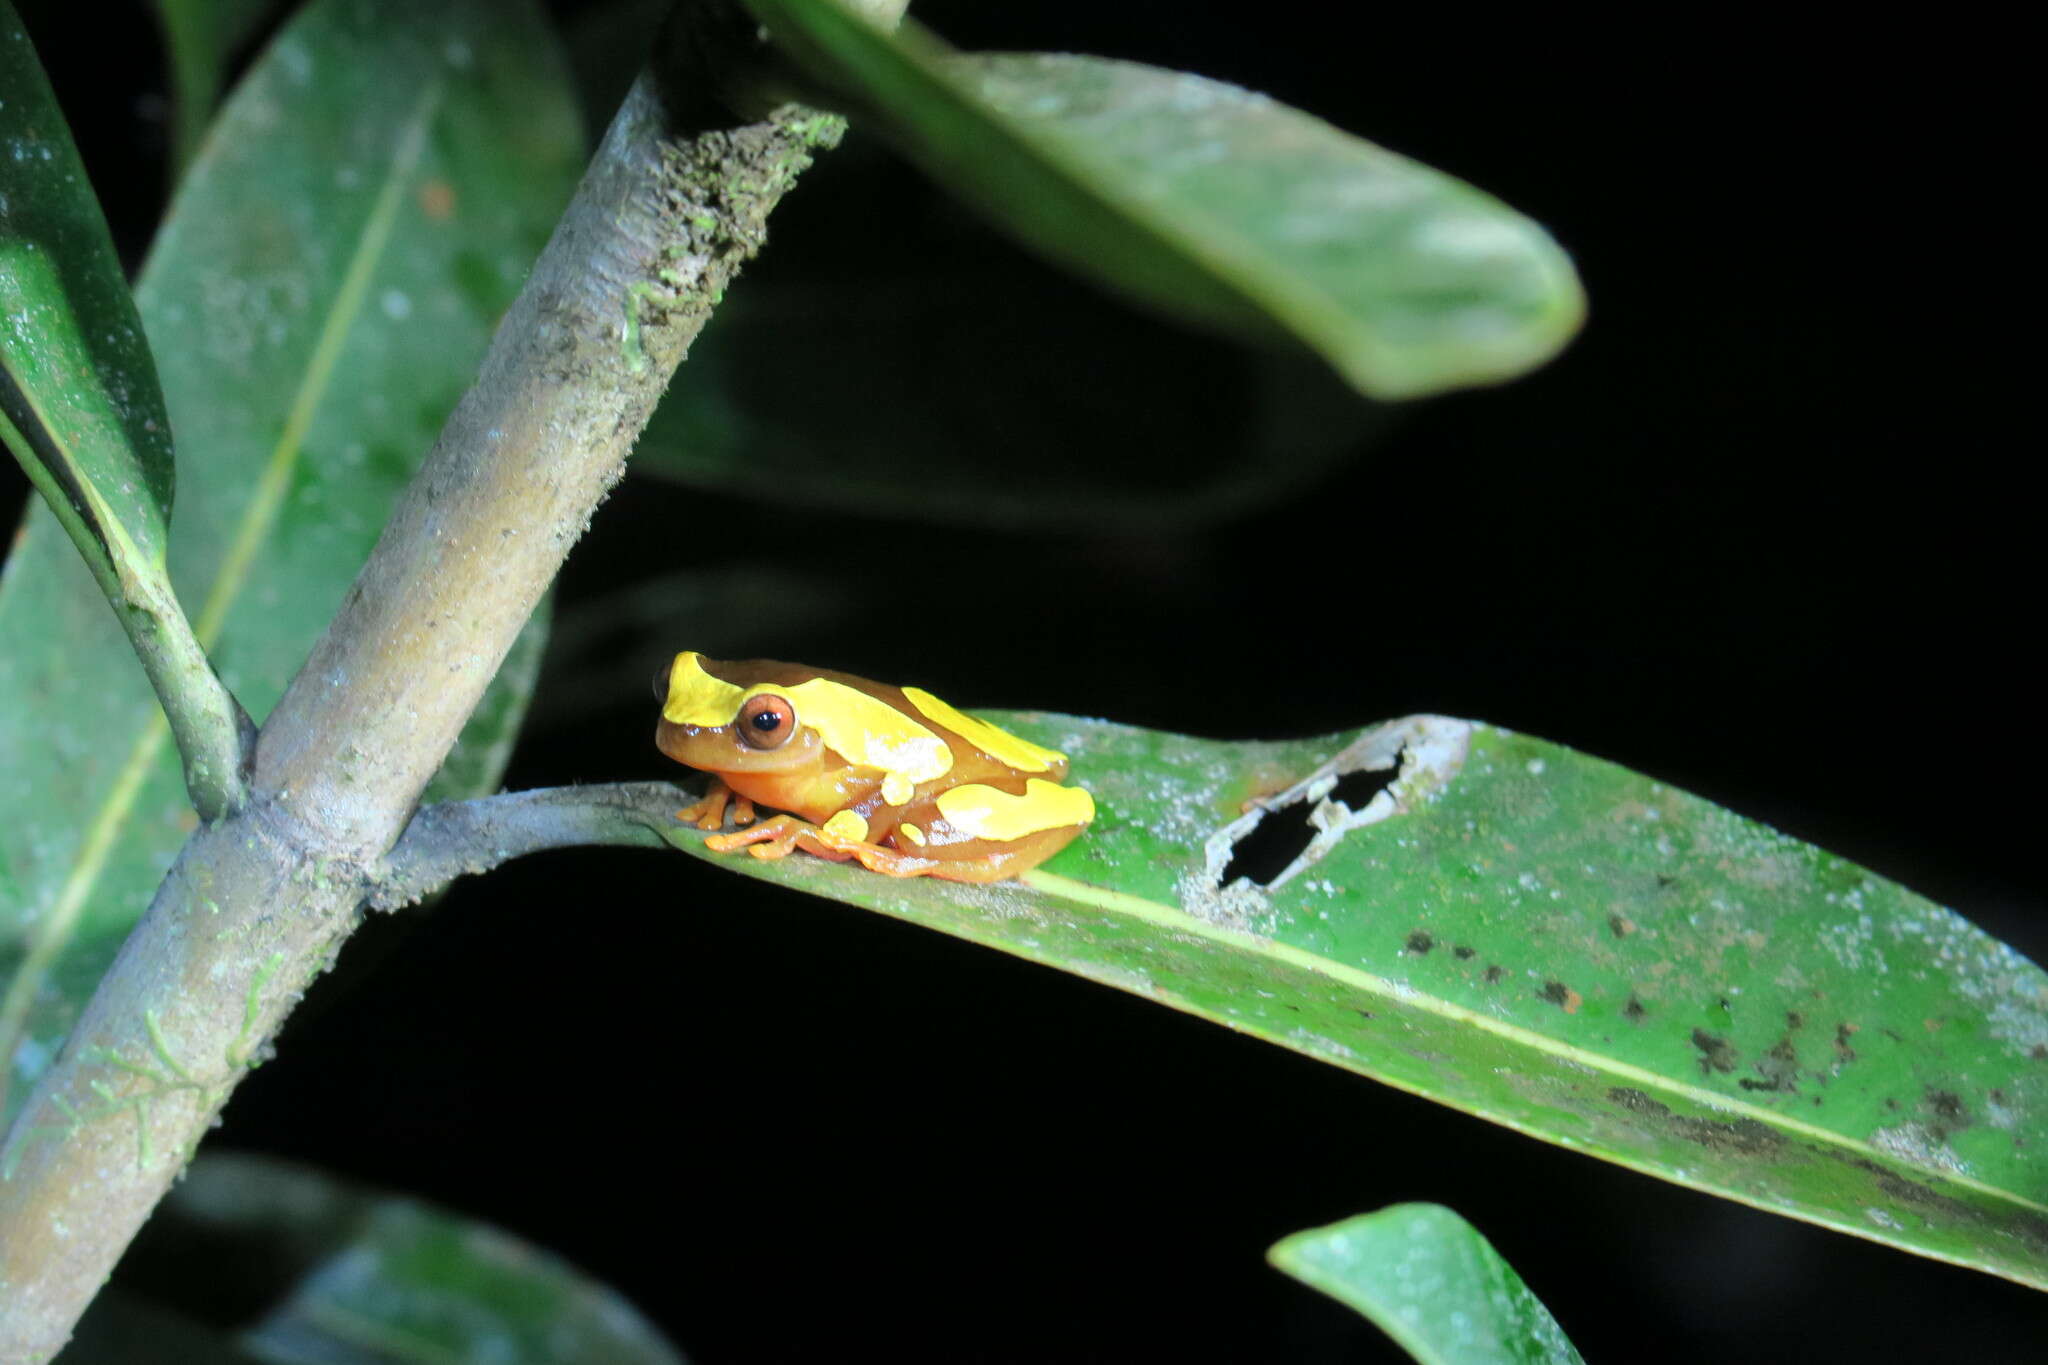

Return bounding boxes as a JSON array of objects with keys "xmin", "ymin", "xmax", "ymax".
[
  {"xmin": 676, "ymin": 778, "xmax": 757, "ymax": 831},
  {"xmin": 708, "ymin": 814, "xmax": 942, "ymax": 878}
]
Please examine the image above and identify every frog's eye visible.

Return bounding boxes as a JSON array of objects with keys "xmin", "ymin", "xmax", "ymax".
[{"xmin": 737, "ymin": 693, "xmax": 796, "ymax": 749}]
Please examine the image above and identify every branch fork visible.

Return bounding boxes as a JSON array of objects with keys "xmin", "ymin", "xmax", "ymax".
[{"xmin": 0, "ymin": 9, "xmax": 851, "ymax": 1350}]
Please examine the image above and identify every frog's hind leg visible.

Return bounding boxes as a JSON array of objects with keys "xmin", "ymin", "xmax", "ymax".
[{"xmin": 709, "ymin": 815, "xmax": 940, "ymax": 877}]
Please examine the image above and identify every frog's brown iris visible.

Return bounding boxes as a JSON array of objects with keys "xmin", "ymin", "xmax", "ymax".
[{"xmin": 737, "ymin": 693, "xmax": 796, "ymax": 749}]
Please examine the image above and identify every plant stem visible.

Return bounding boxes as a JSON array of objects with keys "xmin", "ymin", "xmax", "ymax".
[
  {"xmin": 0, "ymin": 18, "xmax": 845, "ymax": 1354},
  {"xmin": 120, "ymin": 579, "xmax": 255, "ymax": 823},
  {"xmin": 371, "ymin": 783, "xmax": 696, "ymax": 909}
]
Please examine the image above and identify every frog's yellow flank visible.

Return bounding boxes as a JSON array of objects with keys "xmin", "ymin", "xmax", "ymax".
[{"xmin": 655, "ymin": 652, "xmax": 1094, "ymax": 883}]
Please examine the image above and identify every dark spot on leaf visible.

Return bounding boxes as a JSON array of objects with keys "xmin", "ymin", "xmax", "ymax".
[
  {"xmin": 1452, "ymin": 945, "xmax": 1475, "ymax": 960},
  {"xmin": 1405, "ymin": 930, "xmax": 1434, "ymax": 955},
  {"xmin": 1540, "ymin": 981, "xmax": 1581, "ymax": 1013},
  {"xmin": 2033, "ymin": 1044, "xmax": 2047, "ymax": 1060},
  {"xmin": 1885, "ymin": 1097, "xmax": 1901, "ymax": 1110},
  {"xmin": 1624, "ymin": 994, "xmax": 1647, "ymax": 1022},
  {"xmin": 1354, "ymin": 1009, "xmax": 1375, "ymax": 1021},
  {"xmin": 1691, "ymin": 1029, "xmax": 1738, "ymax": 1074},
  {"xmin": 1821, "ymin": 1151, "xmax": 2048, "ymax": 1254},
  {"xmin": 1655, "ymin": 873, "xmax": 1676, "ymax": 889},
  {"xmin": 1608, "ymin": 1087, "xmax": 1669, "ymax": 1118},
  {"xmin": 1991, "ymin": 1088, "xmax": 2006, "ymax": 1103},
  {"xmin": 1613, "ymin": 1086, "xmax": 1782, "ymax": 1155},
  {"xmin": 1677, "ymin": 1116, "xmax": 1782, "ymax": 1156},
  {"xmin": 1833, "ymin": 1023, "xmax": 1859, "ymax": 1063},
  {"xmin": 1739, "ymin": 1036, "xmax": 1801, "ymax": 1092},
  {"xmin": 1923, "ymin": 1089, "xmax": 1971, "ymax": 1133},
  {"xmin": 1717, "ymin": 996, "xmax": 1732, "ymax": 1013},
  {"xmin": 1607, "ymin": 913, "xmax": 1634, "ymax": 938},
  {"xmin": 1482, "ymin": 965, "xmax": 1505, "ymax": 985},
  {"xmin": 1786, "ymin": 1011, "xmax": 1804, "ymax": 1030}
]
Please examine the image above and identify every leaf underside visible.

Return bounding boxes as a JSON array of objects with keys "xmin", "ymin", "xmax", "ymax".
[{"xmin": 745, "ymin": 1, "xmax": 1585, "ymax": 398}]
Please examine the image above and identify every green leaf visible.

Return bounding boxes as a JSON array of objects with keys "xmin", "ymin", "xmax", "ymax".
[
  {"xmin": 664, "ymin": 715, "xmax": 2048, "ymax": 1288},
  {"xmin": 0, "ymin": 0, "xmax": 581, "ymax": 1124},
  {"xmin": 0, "ymin": 1, "xmax": 177, "ymax": 593},
  {"xmin": 3, "ymin": 2, "xmax": 249, "ymax": 825},
  {"xmin": 743, "ymin": 1, "xmax": 1584, "ymax": 398},
  {"xmin": 149, "ymin": 0, "xmax": 276, "ymax": 173},
  {"xmin": 1270, "ymin": 1204, "xmax": 1584, "ymax": 1365},
  {"xmin": 108, "ymin": 1152, "xmax": 683, "ymax": 1364},
  {"xmin": 634, "ymin": 138, "xmax": 1385, "ymax": 531}
]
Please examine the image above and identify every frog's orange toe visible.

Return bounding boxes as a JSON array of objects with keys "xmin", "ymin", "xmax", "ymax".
[
  {"xmin": 709, "ymin": 814, "xmax": 803, "ymax": 857},
  {"xmin": 678, "ymin": 777, "xmax": 745, "ymax": 831}
]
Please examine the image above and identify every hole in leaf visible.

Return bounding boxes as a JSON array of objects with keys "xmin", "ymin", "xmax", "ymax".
[
  {"xmin": 1328, "ymin": 766, "xmax": 1400, "ymax": 813},
  {"xmin": 1220, "ymin": 755, "xmax": 1404, "ymax": 887},
  {"xmin": 1221, "ymin": 801, "xmax": 1315, "ymax": 887}
]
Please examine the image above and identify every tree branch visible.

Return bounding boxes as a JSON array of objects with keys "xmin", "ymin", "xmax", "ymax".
[
  {"xmin": 0, "ymin": 13, "xmax": 851, "ymax": 1354},
  {"xmin": 371, "ymin": 783, "xmax": 695, "ymax": 910}
]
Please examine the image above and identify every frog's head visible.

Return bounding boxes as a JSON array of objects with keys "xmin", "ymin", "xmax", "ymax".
[{"xmin": 654, "ymin": 652, "xmax": 830, "ymax": 775}]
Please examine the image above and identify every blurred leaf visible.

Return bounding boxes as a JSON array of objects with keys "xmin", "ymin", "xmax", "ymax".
[
  {"xmin": 1270, "ymin": 1204, "xmax": 1584, "ymax": 1365},
  {"xmin": 102, "ymin": 1152, "xmax": 685, "ymax": 1364},
  {"xmin": 665, "ymin": 713, "xmax": 2048, "ymax": 1288},
  {"xmin": 0, "ymin": 0, "xmax": 580, "ymax": 1124},
  {"xmin": 1, "ymin": 0, "xmax": 177, "ymax": 594},
  {"xmin": 636, "ymin": 211, "xmax": 1384, "ymax": 531},
  {"xmin": 150, "ymin": 0, "xmax": 276, "ymax": 173},
  {"xmin": 744, "ymin": 1, "xmax": 1584, "ymax": 398}
]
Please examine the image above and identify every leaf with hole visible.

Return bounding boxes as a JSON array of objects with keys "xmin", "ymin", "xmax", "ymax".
[
  {"xmin": 663, "ymin": 711, "xmax": 2048, "ymax": 1289},
  {"xmin": 743, "ymin": 0, "xmax": 1584, "ymax": 398},
  {"xmin": 0, "ymin": 0, "xmax": 581, "ymax": 1124},
  {"xmin": 1270, "ymin": 1204, "xmax": 1585, "ymax": 1365}
]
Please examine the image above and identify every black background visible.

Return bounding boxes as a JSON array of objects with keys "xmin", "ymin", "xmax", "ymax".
[{"xmin": 9, "ymin": 2, "xmax": 2044, "ymax": 1361}]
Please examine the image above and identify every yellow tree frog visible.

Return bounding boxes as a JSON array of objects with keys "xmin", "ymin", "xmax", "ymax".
[{"xmin": 655, "ymin": 652, "xmax": 1095, "ymax": 883}]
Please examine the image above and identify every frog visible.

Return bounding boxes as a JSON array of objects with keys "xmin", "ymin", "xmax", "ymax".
[{"xmin": 655, "ymin": 651, "xmax": 1095, "ymax": 883}]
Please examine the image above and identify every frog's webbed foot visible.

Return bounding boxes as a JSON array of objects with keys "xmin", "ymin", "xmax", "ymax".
[
  {"xmin": 676, "ymin": 779, "xmax": 754, "ymax": 831},
  {"xmin": 708, "ymin": 815, "xmax": 941, "ymax": 878}
]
